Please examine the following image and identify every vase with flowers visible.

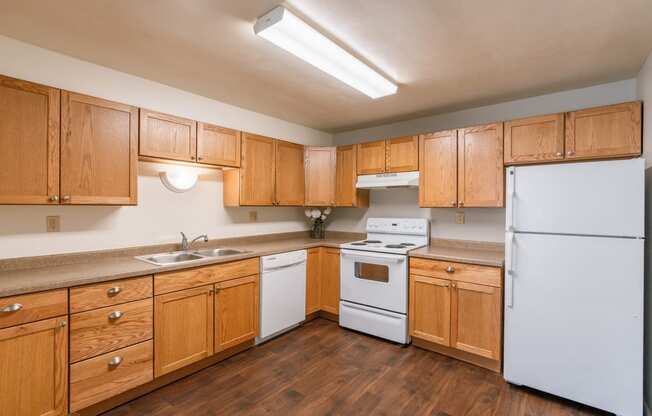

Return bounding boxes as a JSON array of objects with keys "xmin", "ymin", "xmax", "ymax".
[{"xmin": 305, "ymin": 207, "xmax": 332, "ymax": 239}]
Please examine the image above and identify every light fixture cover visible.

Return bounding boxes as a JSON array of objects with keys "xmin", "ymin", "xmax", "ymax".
[
  {"xmin": 254, "ymin": 6, "xmax": 397, "ymax": 99},
  {"xmin": 159, "ymin": 170, "xmax": 198, "ymax": 193}
]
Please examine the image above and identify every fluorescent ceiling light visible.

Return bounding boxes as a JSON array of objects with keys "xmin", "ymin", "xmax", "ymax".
[{"xmin": 254, "ymin": 6, "xmax": 397, "ymax": 99}]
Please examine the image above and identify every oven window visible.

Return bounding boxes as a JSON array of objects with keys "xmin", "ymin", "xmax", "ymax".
[{"xmin": 354, "ymin": 262, "xmax": 389, "ymax": 283}]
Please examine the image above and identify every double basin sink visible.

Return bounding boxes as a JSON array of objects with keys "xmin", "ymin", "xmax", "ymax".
[{"xmin": 136, "ymin": 248, "xmax": 249, "ymax": 266}]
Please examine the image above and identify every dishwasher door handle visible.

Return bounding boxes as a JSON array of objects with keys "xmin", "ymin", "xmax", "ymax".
[{"xmin": 263, "ymin": 260, "xmax": 307, "ymax": 272}]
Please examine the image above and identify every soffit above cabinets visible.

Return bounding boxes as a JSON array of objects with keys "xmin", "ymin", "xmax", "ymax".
[{"xmin": 0, "ymin": 0, "xmax": 651, "ymax": 132}]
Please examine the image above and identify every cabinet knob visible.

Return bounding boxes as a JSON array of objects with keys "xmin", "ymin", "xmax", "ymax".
[
  {"xmin": 555, "ymin": 152, "xmax": 562, "ymax": 157},
  {"xmin": 59, "ymin": 320, "xmax": 67, "ymax": 328},
  {"xmin": 108, "ymin": 356, "xmax": 123, "ymax": 368},
  {"xmin": 190, "ymin": 156, "xmax": 196, "ymax": 160},
  {"xmin": 1, "ymin": 303, "xmax": 22, "ymax": 313},
  {"xmin": 567, "ymin": 150, "xmax": 575, "ymax": 156},
  {"xmin": 451, "ymin": 282, "xmax": 457, "ymax": 288},
  {"xmin": 61, "ymin": 195, "xmax": 71, "ymax": 202},
  {"xmin": 450, "ymin": 201, "xmax": 456, "ymax": 206},
  {"xmin": 108, "ymin": 311, "xmax": 123, "ymax": 321},
  {"xmin": 446, "ymin": 266, "xmax": 455, "ymax": 273},
  {"xmin": 48, "ymin": 195, "xmax": 59, "ymax": 202},
  {"xmin": 107, "ymin": 287, "xmax": 122, "ymax": 296},
  {"xmin": 197, "ymin": 157, "xmax": 203, "ymax": 161},
  {"xmin": 458, "ymin": 201, "xmax": 464, "ymax": 207}
]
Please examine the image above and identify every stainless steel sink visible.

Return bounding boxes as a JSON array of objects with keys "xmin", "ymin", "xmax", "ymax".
[{"xmin": 135, "ymin": 248, "xmax": 249, "ymax": 266}]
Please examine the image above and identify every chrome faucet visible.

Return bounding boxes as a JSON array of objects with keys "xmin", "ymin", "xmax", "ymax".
[{"xmin": 180, "ymin": 232, "xmax": 208, "ymax": 250}]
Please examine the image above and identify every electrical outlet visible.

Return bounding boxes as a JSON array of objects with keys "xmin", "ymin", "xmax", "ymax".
[
  {"xmin": 249, "ymin": 211, "xmax": 258, "ymax": 222},
  {"xmin": 46, "ymin": 216, "xmax": 60, "ymax": 232},
  {"xmin": 455, "ymin": 212, "xmax": 465, "ymax": 225}
]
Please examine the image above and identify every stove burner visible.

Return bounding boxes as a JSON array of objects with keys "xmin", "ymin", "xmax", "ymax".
[
  {"xmin": 364, "ymin": 240, "xmax": 382, "ymax": 243},
  {"xmin": 350, "ymin": 242, "xmax": 367, "ymax": 246},
  {"xmin": 400, "ymin": 243, "xmax": 415, "ymax": 246},
  {"xmin": 385, "ymin": 244, "xmax": 406, "ymax": 249}
]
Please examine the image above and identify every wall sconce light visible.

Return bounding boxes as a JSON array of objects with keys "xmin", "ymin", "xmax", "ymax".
[{"xmin": 159, "ymin": 168, "xmax": 198, "ymax": 193}]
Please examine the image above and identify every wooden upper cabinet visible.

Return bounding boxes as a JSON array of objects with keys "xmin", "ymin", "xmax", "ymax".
[
  {"xmin": 0, "ymin": 76, "xmax": 60, "ymax": 205},
  {"xmin": 238, "ymin": 133, "xmax": 276, "ymax": 206},
  {"xmin": 154, "ymin": 285, "xmax": 214, "ymax": 377},
  {"xmin": 419, "ymin": 130, "xmax": 458, "ymax": 208},
  {"xmin": 451, "ymin": 281, "xmax": 502, "ymax": 360},
  {"xmin": 0, "ymin": 316, "xmax": 68, "ymax": 416},
  {"xmin": 214, "ymin": 275, "xmax": 259, "ymax": 352},
  {"xmin": 356, "ymin": 140, "xmax": 386, "ymax": 174},
  {"xmin": 61, "ymin": 91, "xmax": 138, "ymax": 205},
  {"xmin": 565, "ymin": 101, "xmax": 642, "ymax": 160},
  {"xmin": 275, "ymin": 140, "xmax": 305, "ymax": 206},
  {"xmin": 386, "ymin": 136, "xmax": 418, "ymax": 172},
  {"xmin": 306, "ymin": 248, "xmax": 321, "ymax": 314},
  {"xmin": 335, "ymin": 145, "xmax": 369, "ymax": 207},
  {"xmin": 457, "ymin": 123, "xmax": 504, "ymax": 208},
  {"xmin": 504, "ymin": 113, "xmax": 564, "ymax": 165},
  {"xmin": 305, "ymin": 146, "xmax": 336, "ymax": 206},
  {"xmin": 409, "ymin": 275, "xmax": 451, "ymax": 346},
  {"xmin": 196, "ymin": 122, "xmax": 240, "ymax": 167},
  {"xmin": 320, "ymin": 248, "xmax": 340, "ymax": 315},
  {"xmin": 140, "ymin": 109, "xmax": 197, "ymax": 162}
]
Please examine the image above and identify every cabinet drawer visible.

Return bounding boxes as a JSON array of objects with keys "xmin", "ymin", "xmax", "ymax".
[
  {"xmin": 0, "ymin": 289, "xmax": 68, "ymax": 329},
  {"xmin": 70, "ymin": 298, "xmax": 153, "ymax": 363},
  {"xmin": 70, "ymin": 276, "xmax": 153, "ymax": 313},
  {"xmin": 409, "ymin": 258, "xmax": 502, "ymax": 287},
  {"xmin": 154, "ymin": 257, "xmax": 259, "ymax": 295},
  {"xmin": 70, "ymin": 340, "xmax": 153, "ymax": 412}
]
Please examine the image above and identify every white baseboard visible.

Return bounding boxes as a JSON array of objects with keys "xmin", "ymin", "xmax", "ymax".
[{"xmin": 645, "ymin": 401, "xmax": 651, "ymax": 416}]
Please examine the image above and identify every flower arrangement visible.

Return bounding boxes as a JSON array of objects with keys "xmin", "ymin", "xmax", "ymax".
[{"xmin": 304, "ymin": 207, "xmax": 332, "ymax": 239}]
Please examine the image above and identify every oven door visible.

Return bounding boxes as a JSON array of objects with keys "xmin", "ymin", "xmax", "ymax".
[{"xmin": 340, "ymin": 249, "xmax": 408, "ymax": 314}]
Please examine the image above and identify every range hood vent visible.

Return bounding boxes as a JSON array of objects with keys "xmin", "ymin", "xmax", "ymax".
[{"xmin": 356, "ymin": 171, "xmax": 419, "ymax": 189}]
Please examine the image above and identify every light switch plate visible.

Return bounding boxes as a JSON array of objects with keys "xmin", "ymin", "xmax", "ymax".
[
  {"xmin": 249, "ymin": 211, "xmax": 258, "ymax": 222},
  {"xmin": 46, "ymin": 216, "xmax": 60, "ymax": 232},
  {"xmin": 455, "ymin": 212, "xmax": 465, "ymax": 225}
]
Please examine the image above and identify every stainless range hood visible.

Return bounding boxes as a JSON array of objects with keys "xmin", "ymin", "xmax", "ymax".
[{"xmin": 356, "ymin": 171, "xmax": 419, "ymax": 189}]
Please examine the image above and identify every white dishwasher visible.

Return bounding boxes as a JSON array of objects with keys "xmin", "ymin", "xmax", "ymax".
[{"xmin": 256, "ymin": 250, "xmax": 307, "ymax": 344}]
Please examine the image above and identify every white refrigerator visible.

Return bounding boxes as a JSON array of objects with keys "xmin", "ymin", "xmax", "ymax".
[{"xmin": 503, "ymin": 158, "xmax": 644, "ymax": 416}]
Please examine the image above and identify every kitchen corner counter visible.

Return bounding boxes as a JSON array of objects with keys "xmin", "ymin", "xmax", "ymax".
[
  {"xmin": 0, "ymin": 232, "xmax": 361, "ymax": 298},
  {"xmin": 409, "ymin": 239, "xmax": 505, "ymax": 267}
]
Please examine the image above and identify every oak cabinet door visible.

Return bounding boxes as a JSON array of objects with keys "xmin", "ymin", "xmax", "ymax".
[
  {"xmin": 0, "ymin": 316, "xmax": 68, "ymax": 416},
  {"xmin": 196, "ymin": 122, "xmax": 240, "ymax": 167},
  {"xmin": 504, "ymin": 114, "xmax": 564, "ymax": 165},
  {"xmin": 239, "ymin": 133, "xmax": 276, "ymax": 205},
  {"xmin": 215, "ymin": 275, "xmax": 259, "ymax": 351},
  {"xmin": 356, "ymin": 140, "xmax": 386, "ymax": 174},
  {"xmin": 154, "ymin": 285, "xmax": 214, "ymax": 377},
  {"xmin": 61, "ymin": 92, "xmax": 138, "ymax": 205},
  {"xmin": 419, "ymin": 130, "xmax": 457, "ymax": 208},
  {"xmin": 386, "ymin": 136, "xmax": 418, "ymax": 172},
  {"xmin": 409, "ymin": 276, "xmax": 451, "ymax": 346},
  {"xmin": 450, "ymin": 281, "xmax": 501, "ymax": 360},
  {"xmin": 320, "ymin": 248, "xmax": 340, "ymax": 315},
  {"xmin": 0, "ymin": 75, "xmax": 60, "ymax": 205},
  {"xmin": 306, "ymin": 248, "xmax": 321, "ymax": 314},
  {"xmin": 565, "ymin": 102, "xmax": 642, "ymax": 160},
  {"xmin": 305, "ymin": 146, "xmax": 336, "ymax": 206},
  {"xmin": 139, "ymin": 109, "xmax": 197, "ymax": 162},
  {"xmin": 275, "ymin": 140, "xmax": 305, "ymax": 206},
  {"xmin": 335, "ymin": 145, "xmax": 369, "ymax": 207},
  {"xmin": 457, "ymin": 123, "xmax": 504, "ymax": 208}
]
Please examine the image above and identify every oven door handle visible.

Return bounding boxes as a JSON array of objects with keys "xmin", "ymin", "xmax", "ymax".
[{"xmin": 341, "ymin": 251, "xmax": 405, "ymax": 264}]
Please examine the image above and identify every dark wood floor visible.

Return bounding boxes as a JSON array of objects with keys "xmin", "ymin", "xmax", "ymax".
[{"xmin": 103, "ymin": 319, "xmax": 607, "ymax": 416}]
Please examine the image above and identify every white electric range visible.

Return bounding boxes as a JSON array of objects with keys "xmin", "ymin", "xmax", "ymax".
[{"xmin": 339, "ymin": 218, "xmax": 430, "ymax": 344}]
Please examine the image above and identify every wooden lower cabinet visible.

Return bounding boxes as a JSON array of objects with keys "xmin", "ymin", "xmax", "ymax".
[
  {"xmin": 215, "ymin": 275, "xmax": 259, "ymax": 352},
  {"xmin": 409, "ymin": 258, "xmax": 503, "ymax": 372},
  {"xmin": 320, "ymin": 248, "xmax": 340, "ymax": 315},
  {"xmin": 306, "ymin": 248, "xmax": 321, "ymax": 314},
  {"xmin": 70, "ymin": 340, "xmax": 153, "ymax": 412},
  {"xmin": 0, "ymin": 316, "xmax": 68, "ymax": 416},
  {"xmin": 154, "ymin": 285, "xmax": 214, "ymax": 377}
]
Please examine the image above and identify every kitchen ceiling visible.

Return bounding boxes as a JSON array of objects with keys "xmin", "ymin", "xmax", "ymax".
[{"xmin": 0, "ymin": 0, "xmax": 651, "ymax": 133}]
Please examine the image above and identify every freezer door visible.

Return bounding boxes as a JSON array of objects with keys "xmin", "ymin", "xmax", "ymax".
[
  {"xmin": 507, "ymin": 158, "xmax": 644, "ymax": 237},
  {"xmin": 504, "ymin": 233, "xmax": 643, "ymax": 416}
]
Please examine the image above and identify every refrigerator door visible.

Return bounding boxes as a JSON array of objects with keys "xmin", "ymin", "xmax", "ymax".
[
  {"xmin": 507, "ymin": 158, "xmax": 644, "ymax": 237},
  {"xmin": 504, "ymin": 233, "xmax": 643, "ymax": 416}
]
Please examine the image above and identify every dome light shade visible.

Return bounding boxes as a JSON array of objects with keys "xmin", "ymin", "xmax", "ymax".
[{"xmin": 159, "ymin": 169, "xmax": 198, "ymax": 193}]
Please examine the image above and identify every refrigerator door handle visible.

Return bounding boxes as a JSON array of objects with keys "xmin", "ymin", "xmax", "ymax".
[
  {"xmin": 506, "ymin": 231, "xmax": 515, "ymax": 308},
  {"xmin": 506, "ymin": 168, "xmax": 516, "ymax": 231}
]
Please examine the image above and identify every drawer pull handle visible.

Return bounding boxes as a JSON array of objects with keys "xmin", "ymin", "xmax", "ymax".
[
  {"xmin": 1, "ymin": 303, "xmax": 23, "ymax": 313},
  {"xmin": 446, "ymin": 266, "xmax": 455, "ymax": 273},
  {"xmin": 107, "ymin": 287, "xmax": 121, "ymax": 296},
  {"xmin": 108, "ymin": 311, "xmax": 123, "ymax": 321},
  {"xmin": 108, "ymin": 356, "xmax": 123, "ymax": 368}
]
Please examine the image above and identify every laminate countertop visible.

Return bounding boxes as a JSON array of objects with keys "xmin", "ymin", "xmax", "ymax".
[{"xmin": 0, "ymin": 233, "xmax": 504, "ymax": 298}]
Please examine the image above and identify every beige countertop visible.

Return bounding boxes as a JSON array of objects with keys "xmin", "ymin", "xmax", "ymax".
[{"xmin": 0, "ymin": 233, "xmax": 504, "ymax": 297}]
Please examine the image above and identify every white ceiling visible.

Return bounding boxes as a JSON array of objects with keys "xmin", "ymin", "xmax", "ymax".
[{"xmin": 1, "ymin": 0, "xmax": 651, "ymax": 133}]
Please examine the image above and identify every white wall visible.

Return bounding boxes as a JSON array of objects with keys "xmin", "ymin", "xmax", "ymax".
[
  {"xmin": 328, "ymin": 79, "xmax": 639, "ymax": 242},
  {"xmin": 0, "ymin": 36, "xmax": 332, "ymax": 259}
]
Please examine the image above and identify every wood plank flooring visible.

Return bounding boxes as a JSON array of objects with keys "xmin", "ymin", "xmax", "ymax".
[{"xmin": 103, "ymin": 319, "xmax": 607, "ymax": 416}]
